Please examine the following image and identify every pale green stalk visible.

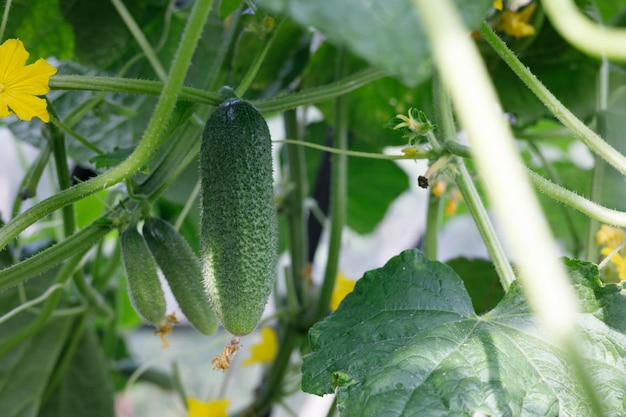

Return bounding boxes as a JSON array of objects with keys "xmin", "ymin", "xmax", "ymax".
[
  {"xmin": 413, "ymin": 0, "xmax": 578, "ymax": 341},
  {"xmin": 0, "ymin": 0, "xmax": 11, "ymax": 41},
  {"xmin": 542, "ymin": 0, "xmax": 626, "ymax": 60},
  {"xmin": 414, "ymin": 0, "xmax": 603, "ymax": 413}
]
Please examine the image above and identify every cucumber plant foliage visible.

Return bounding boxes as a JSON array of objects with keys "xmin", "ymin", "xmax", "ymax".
[{"xmin": 302, "ymin": 249, "xmax": 626, "ymax": 416}]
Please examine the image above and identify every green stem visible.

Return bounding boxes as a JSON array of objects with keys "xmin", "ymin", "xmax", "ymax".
[
  {"xmin": 254, "ymin": 68, "xmax": 386, "ymax": 114},
  {"xmin": 242, "ymin": 325, "xmax": 303, "ymax": 416},
  {"xmin": 528, "ymin": 170, "xmax": 626, "ymax": 227},
  {"xmin": 50, "ymin": 75, "xmax": 221, "ymax": 104},
  {"xmin": 73, "ymin": 270, "xmax": 114, "ymax": 317},
  {"xmin": 235, "ymin": 19, "xmax": 283, "ymax": 97},
  {"xmin": 423, "ymin": 193, "xmax": 440, "ymax": 260},
  {"xmin": 48, "ymin": 113, "xmax": 103, "ymax": 155},
  {"xmin": 454, "ymin": 159, "xmax": 515, "ymax": 291},
  {"xmin": 480, "ymin": 22, "xmax": 626, "ymax": 177},
  {"xmin": 311, "ymin": 50, "xmax": 349, "ymax": 322},
  {"xmin": 48, "ymin": 118, "xmax": 75, "ymax": 238},
  {"xmin": 283, "ymin": 109, "xmax": 308, "ymax": 305},
  {"xmin": 0, "ymin": 220, "xmax": 114, "ymax": 292},
  {"xmin": 526, "ymin": 141, "xmax": 583, "ymax": 257},
  {"xmin": 0, "ymin": 0, "xmax": 213, "ymax": 250},
  {"xmin": 446, "ymin": 142, "xmax": 626, "ymax": 229},
  {"xmin": 585, "ymin": 57, "xmax": 609, "ymax": 261},
  {"xmin": 0, "ymin": 0, "xmax": 11, "ymax": 41},
  {"xmin": 111, "ymin": 0, "xmax": 167, "ymax": 81},
  {"xmin": 274, "ymin": 139, "xmax": 430, "ymax": 160},
  {"xmin": 48, "ymin": 67, "xmax": 385, "ymax": 115}
]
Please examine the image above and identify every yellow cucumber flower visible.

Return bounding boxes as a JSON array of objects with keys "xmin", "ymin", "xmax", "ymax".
[
  {"xmin": 331, "ymin": 271, "xmax": 355, "ymax": 311},
  {"xmin": 0, "ymin": 39, "xmax": 57, "ymax": 122},
  {"xmin": 187, "ymin": 397, "xmax": 229, "ymax": 417},
  {"xmin": 494, "ymin": 0, "xmax": 503, "ymax": 11},
  {"xmin": 242, "ymin": 327, "xmax": 278, "ymax": 366},
  {"xmin": 497, "ymin": 3, "xmax": 537, "ymax": 39}
]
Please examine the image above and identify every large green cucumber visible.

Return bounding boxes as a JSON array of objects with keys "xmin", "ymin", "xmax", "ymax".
[
  {"xmin": 200, "ymin": 97, "xmax": 278, "ymax": 336},
  {"xmin": 143, "ymin": 217, "xmax": 218, "ymax": 336},
  {"xmin": 120, "ymin": 225, "xmax": 166, "ymax": 325}
]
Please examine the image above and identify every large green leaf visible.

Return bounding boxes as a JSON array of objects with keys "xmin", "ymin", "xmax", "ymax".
[
  {"xmin": 259, "ymin": 0, "xmax": 492, "ymax": 86},
  {"xmin": 302, "ymin": 249, "xmax": 626, "ymax": 416},
  {"xmin": 39, "ymin": 327, "xmax": 114, "ymax": 417},
  {"xmin": 0, "ymin": 279, "xmax": 74, "ymax": 417}
]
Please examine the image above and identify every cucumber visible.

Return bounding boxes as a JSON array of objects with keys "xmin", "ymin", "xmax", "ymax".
[
  {"xmin": 200, "ymin": 97, "xmax": 278, "ymax": 336},
  {"xmin": 120, "ymin": 225, "xmax": 166, "ymax": 325},
  {"xmin": 142, "ymin": 217, "xmax": 218, "ymax": 336}
]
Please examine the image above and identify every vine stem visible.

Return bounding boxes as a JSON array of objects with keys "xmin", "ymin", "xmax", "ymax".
[
  {"xmin": 479, "ymin": 22, "xmax": 626, "ymax": 178},
  {"xmin": 0, "ymin": 0, "xmax": 214, "ymax": 250},
  {"xmin": 312, "ymin": 48, "xmax": 349, "ymax": 322},
  {"xmin": 542, "ymin": 0, "xmax": 626, "ymax": 60},
  {"xmin": 273, "ymin": 139, "xmax": 430, "ymax": 160},
  {"xmin": 414, "ymin": 0, "xmax": 604, "ymax": 414},
  {"xmin": 433, "ymin": 76, "xmax": 515, "ymax": 290}
]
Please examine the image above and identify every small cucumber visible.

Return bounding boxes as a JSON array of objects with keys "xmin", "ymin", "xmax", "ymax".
[
  {"xmin": 120, "ymin": 225, "xmax": 166, "ymax": 325},
  {"xmin": 142, "ymin": 217, "xmax": 218, "ymax": 336},
  {"xmin": 200, "ymin": 97, "xmax": 278, "ymax": 336}
]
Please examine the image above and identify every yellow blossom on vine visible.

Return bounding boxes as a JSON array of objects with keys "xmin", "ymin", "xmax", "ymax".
[
  {"xmin": 0, "ymin": 39, "xmax": 57, "ymax": 122},
  {"xmin": 331, "ymin": 271, "xmax": 355, "ymax": 311},
  {"xmin": 494, "ymin": 0, "xmax": 503, "ymax": 11},
  {"xmin": 187, "ymin": 397, "xmax": 229, "ymax": 417},
  {"xmin": 596, "ymin": 225, "xmax": 626, "ymax": 282},
  {"xmin": 242, "ymin": 327, "xmax": 278, "ymax": 366},
  {"xmin": 596, "ymin": 224, "xmax": 626, "ymax": 248},
  {"xmin": 497, "ymin": 3, "xmax": 537, "ymax": 39},
  {"xmin": 432, "ymin": 180, "xmax": 447, "ymax": 198}
]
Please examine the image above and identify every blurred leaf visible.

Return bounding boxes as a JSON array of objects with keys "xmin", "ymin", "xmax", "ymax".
[
  {"xmin": 0, "ymin": 0, "xmax": 74, "ymax": 61},
  {"xmin": 445, "ymin": 257, "xmax": 505, "ymax": 315},
  {"xmin": 74, "ymin": 191, "xmax": 109, "ymax": 229},
  {"xmin": 259, "ymin": 0, "xmax": 492, "ymax": 86},
  {"xmin": 39, "ymin": 327, "xmax": 114, "ymax": 417},
  {"xmin": 302, "ymin": 249, "xmax": 626, "ymax": 416},
  {"xmin": 219, "ymin": 0, "xmax": 243, "ymax": 19},
  {"xmin": 0, "ymin": 278, "xmax": 74, "ymax": 417}
]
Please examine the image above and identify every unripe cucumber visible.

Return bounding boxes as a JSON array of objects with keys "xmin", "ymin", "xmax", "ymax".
[
  {"xmin": 120, "ymin": 225, "xmax": 166, "ymax": 325},
  {"xmin": 201, "ymin": 97, "xmax": 278, "ymax": 336},
  {"xmin": 142, "ymin": 217, "xmax": 218, "ymax": 336}
]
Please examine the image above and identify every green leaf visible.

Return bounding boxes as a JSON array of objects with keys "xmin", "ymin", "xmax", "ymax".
[
  {"xmin": 0, "ymin": 0, "xmax": 74, "ymax": 61},
  {"xmin": 302, "ymin": 249, "xmax": 626, "ymax": 416},
  {"xmin": 39, "ymin": 327, "xmax": 114, "ymax": 417},
  {"xmin": 219, "ymin": 0, "xmax": 243, "ymax": 19},
  {"xmin": 258, "ymin": 0, "xmax": 492, "ymax": 86},
  {"xmin": 0, "ymin": 283, "xmax": 74, "ymax": 417},
  {"xmin": 445, "ymin": 257, "xmax": 505, "ymax": 315}
]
